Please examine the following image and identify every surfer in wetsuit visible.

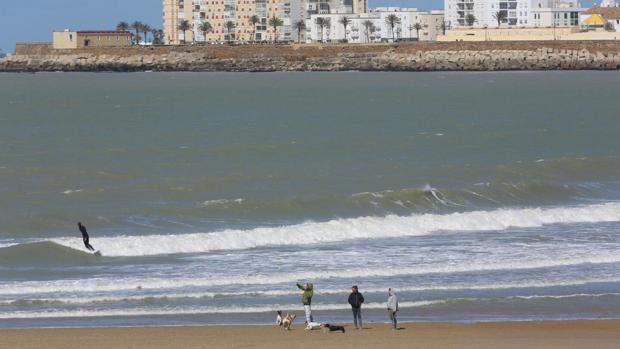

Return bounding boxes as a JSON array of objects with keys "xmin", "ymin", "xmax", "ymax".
[{"xmin": 78, "ymin": 222, "xmax": 95, "ymax": 251}]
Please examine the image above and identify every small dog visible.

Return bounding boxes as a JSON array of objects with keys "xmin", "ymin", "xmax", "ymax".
[
  {"xmin": 281, "ymin": 313, "xmax": 296, "ymax": 330},
  {"xmin": 304, "ymin": 321, "xmax": 323, "ymax": 331},
  {"xmin": 276, "ymin": 311, "xmax": 283, "ymax": 326},
  {"xmin": 322, "ymin": 324, "xmax": 346, "ymax": 333}
]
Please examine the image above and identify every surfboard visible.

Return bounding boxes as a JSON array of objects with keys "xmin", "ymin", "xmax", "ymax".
[{"xmin": 93, "ymin": 250, "xmax": 102, "ymax": 257}]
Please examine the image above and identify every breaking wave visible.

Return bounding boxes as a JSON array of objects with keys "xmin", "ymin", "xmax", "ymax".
[
  {"xmin": 2, "ymin": 253, "xmax": 619, "ymax": 295},
  {"xmin": 0, "ymin": 301, "xmax": 442, "ymax": 319},
  {"xmin": 42, "ymin": 202, "xmax": 620, "ymax": 257},
  {"xmin": 0, "ymin": 241, "xmax": 101, "ymax": 267}
]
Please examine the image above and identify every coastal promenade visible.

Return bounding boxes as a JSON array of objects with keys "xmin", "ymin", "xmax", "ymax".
[{"xmin": 2, "ymin": 41, "xmax": 620, "ymax": 72}]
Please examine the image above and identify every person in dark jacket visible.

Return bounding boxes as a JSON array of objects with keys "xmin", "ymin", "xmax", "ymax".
[
  {"xmin": 78, "ymin": 222, "xmax": 95, "ymax": 251},
  {"xmin": 348, "ymin": 285, "xmax": 364, "ymax": 329},
  {"xmin": 296, "ymin": 282, "xmax": 314, "ymax": 323}
]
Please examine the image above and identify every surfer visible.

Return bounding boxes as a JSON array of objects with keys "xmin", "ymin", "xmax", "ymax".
[{"xmin": 78, "ymin": 222, "xmax": 95, "ymax": 251}]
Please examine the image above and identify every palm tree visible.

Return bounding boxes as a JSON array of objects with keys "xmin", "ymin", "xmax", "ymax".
[
  {"xmin": 413, "ymin": 23, "xmax": 422, "ymax": 40},
  {"xmin": 131, "ymin": 21, "xmax": 143, "ymax": 45},
  {"xmin": 224, "ymin": 21, "xmax": 236, "ymax": 43},
  {"xmin": 178, "ymin": 20, "xmax": 191, "ymax": 44},
  {"xmin": 339, "ymin": 16, "xmax": 351, "ymax": 42},
  {"xmin": 198, "ymin": 21, "xmax": 213, "ymax": 43},
  {"xmin": 465, "ymin": 14, "xmax": 476, "ymax": 27},
  {"xmin": 493, "ymin": 11, "xmax": 507, "ymax": 28},
  {"xmin": 294, "ymin": 20, "xmax": 306, "ymax": 43},
  {"xmin": 142, "ymin": 23, "xmax": 152, "ymax": 45},
  {"xmin": 268, "ymin": 15, "xmax": 284, "ymax": 43},
  {"xmin": 385, "ymin": 14, "xmax": 401, "ymax": 42},
  {"xmin": 117, "ymin": 21, "xmax": 130, "ymax": 32},
  {"xmin": 362, "ymin": 20, "xmax": 374, "ymax": 43},
  {"xmin": 439, "ymin": 21, "xmax": 448, "ymax": 35},
  {"xmin": 315, "ymin": 17, "xmax": 330, "ymax": 43},
  {"xmin": 249, "ymin": 15, "xmax": 260, "ymax": 42},
  {"xmin": 152, "ymin": 29, "xmax": 164, "ymax": 45}
]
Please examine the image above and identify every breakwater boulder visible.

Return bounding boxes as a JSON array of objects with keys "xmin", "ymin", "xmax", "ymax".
[{"xmin": 2, "ymin": 42, "xmax": 620, "ymax": 72}]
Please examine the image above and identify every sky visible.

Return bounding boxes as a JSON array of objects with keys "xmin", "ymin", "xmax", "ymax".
[{"xmin": 0, "ymin": 0, "xmax": 601, "ymax": 53}]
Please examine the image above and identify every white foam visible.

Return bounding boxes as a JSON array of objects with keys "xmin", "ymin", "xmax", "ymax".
[
  {"xmin": 50, "ymin": 202, "xmax": 620, "ymax": 257},
  {"xmin": 1, "ymin": 255, "xmax": 619, "ymax": 296},
  {"xmin": 3, "ymin": 277, "xmax": 619, "ymax": 307},
  {"xmin": 198, "ymin": 198, "xmax": 244, "ymax": 208},
  {"xmin": 0, "ymin": 301, "xmax": 441, "ymax": 319}
]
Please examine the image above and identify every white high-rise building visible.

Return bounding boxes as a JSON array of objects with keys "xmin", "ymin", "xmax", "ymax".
[{"xmin": 444, "ymin": 0, "xmax": 531, "ymax": 28}]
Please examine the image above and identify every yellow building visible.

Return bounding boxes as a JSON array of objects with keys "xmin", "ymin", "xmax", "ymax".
[{"xmin": 53, "ymin": 30, "xmax": 132, "ymax": 49}]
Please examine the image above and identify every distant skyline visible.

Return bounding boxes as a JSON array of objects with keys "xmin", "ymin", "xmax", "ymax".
[{"xmin": 0, "ymin": 0, "xmax": 603, "ymax": 53}]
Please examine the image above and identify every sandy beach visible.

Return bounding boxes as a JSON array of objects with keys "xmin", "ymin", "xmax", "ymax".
[{"xmin": 1, "ymin": 320, "xmax": 619, "ymax": 349}]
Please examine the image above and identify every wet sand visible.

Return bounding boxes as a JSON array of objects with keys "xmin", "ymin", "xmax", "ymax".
[{"xmin": 1, "ymin": 320, "xmax": 619, "ymax": 349}]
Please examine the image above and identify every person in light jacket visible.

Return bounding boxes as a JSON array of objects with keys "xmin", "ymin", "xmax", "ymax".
[
  {"xmin": 296, "ymin": 282, "xmax": 314, "ymax": 323},
  {"xmin": 387, "ymin": 288, "xmax": 399, "ymax": 330},
  {"xmin": 348, "ymin": 285, "xmax": 365, "ymax": 329}
]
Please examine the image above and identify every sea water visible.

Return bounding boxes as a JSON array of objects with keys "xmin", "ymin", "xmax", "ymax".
[{"xmin": 0, "ymin": 71, "xmax": 619, "ymax": 328}]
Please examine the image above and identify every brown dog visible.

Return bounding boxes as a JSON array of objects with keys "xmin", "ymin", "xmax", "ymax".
[
  {"xmin": 282, "ymin": 313, "xmax": 297, "ymax": 330},
  {"xmin": 322, "ymin": 324, "xmax": 345, "ymax": 333}
]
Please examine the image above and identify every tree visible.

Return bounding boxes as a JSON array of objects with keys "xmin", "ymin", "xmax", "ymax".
[
  {"xmin": 225, "ymin": 21, "xmax": 236, "ymax": 43},
  {"xmin": 493, "ymin": 11, "xmax": 507, "ymax": 27},
  {"xmin": 413, "ymin": 22, "xmax": 422, "ymax": 40},
  {"xmin": 385, "ymin": 14, "xmax": 401, "ymax": 42},
  {"xmin": 315, "ymin": 17, "xmax": 330, "ymax": 43},
  {"xmin": 439, "ymin": 21, "xmax": 448, "ymax": 35},
  {"xmin": 131, "ymin": 21, "xmax": 143, "ymax": 45},
  {"xmin": 339, "ymin": 16, "xmax": 351, "ymax": 42},
  {"xmin": 178, "ymin": 20, "xmax": 191, "ymax": 44},
  {"xmin": 294, "ymin": 20, "xmax": 306, "ymax": 43},
  {"xmin": 268, "ymin": 15, "xmax": 284, "ymax": 43},
  {"xmin": 142, "ymin": 23, "xmax": 152, "ymax": 45},
  {"xmin": 250, "ymin": 15, "xmax": 260, "ymax": 42},
  {"xmin": 362, "ymin": 20, "xmax": 374, "ymax": 43},
  {"xmin": 151, "ymin": 29, "xmax": 164, "ymax": 45},
  {"xmin": 117, "ymin": 22, "xmax": 130, "ymax": 32},
  {"xmin": 198, "ymin": 21, "xmax": 213, "ymax": 43},
  {"xmin": 465, "ymin": 14, "xmax": 476, "ymax": 27}
]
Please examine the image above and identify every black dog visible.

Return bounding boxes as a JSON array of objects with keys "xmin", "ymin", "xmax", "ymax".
[{"xmin": 322, "ymin": 324, "xmax": 345, "ymax": 333}]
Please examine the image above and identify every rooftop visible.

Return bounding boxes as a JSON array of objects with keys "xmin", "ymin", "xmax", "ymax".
[{"xmin": 585, "ymin": 5, "xmax": 620, "ymax": 19}]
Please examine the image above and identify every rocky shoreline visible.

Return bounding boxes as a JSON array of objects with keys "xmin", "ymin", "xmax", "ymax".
[{"xmin": 2, "ymin": 42, "xmax": 620, "ymax": 72}]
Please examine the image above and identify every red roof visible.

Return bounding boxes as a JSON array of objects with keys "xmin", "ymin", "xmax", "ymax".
[{"xmin": 585, "ymin": 5, "xmax": 620, "ymax": 20}]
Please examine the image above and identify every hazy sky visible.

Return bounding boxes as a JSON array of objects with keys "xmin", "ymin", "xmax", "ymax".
[{"xmin": 0, "ymin": 0, "xmax": 601, "ymax": 53}]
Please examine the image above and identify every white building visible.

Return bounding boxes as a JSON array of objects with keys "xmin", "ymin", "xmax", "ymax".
[
  {"xmin": 307, "ymin": 8, "xmax": 444, "ymax": 43},
  {"xmin": 530, "ymin": 1, "xmax": 584, "ymax": 27},
  {"xmin": 444, "ymin": 0, "xmax": 531, "ymax": 28}
]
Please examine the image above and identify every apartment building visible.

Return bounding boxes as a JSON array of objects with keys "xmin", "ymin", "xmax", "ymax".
[
  {"xmin": 307, "ymin": 8, "xmax": 444, "ymax": 43},
  {"xmin": 444, "ymin": 0, "xmax": 531, "ymax": 28},
  {"xmin": 530, "ymin": 1, "xmax": 583, "ymax": 27},
  {"xmin": 163, "ymin": 0, "xmax": 366, "ymax": 44}
]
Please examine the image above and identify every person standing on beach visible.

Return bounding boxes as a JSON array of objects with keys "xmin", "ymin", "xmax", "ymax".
[
  {"xmin": 387, "ymin": 288, "xmax": 399, "ymax": 330},
  {"xmin": 78, "ymin": 222, "xmax": 95, "ymax": 251},
  {"xmin": 296, "ymin": 282, "xmax": 314, "ymax": 323},
  {"xmin": 348, "ymin": 285, "xmax": 365, "ymax": 329}
]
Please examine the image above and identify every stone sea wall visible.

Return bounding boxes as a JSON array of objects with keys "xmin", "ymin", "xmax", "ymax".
[{"xmin": 2, "ymin": 42, "xmax": 620, "ymax": 72}]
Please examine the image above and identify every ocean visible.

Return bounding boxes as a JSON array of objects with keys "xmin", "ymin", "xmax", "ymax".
[{"xmin": 0, "ymin": 71, "xmax": 619, "ymax": 328}]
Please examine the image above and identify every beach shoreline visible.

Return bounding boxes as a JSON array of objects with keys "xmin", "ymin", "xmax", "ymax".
[{"xmin": 1, "ymin": 320, "xmax": 618, "ymax": 349}]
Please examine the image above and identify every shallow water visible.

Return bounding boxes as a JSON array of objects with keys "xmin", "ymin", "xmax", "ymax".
[{"xmin": 0, "ymin": 71, "xmax": 619, "ymax": 327}]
